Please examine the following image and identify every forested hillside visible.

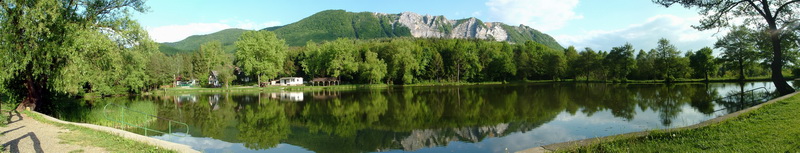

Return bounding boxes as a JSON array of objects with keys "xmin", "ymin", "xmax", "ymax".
[
  {"xmin": 158, "ymin": 10, "xmax": 563, "ymax": 54},
  {"xmin": 160, "ymin": 28, "xmax": 248, "ymax": 54},
  {"xmin": 269, "ymin": 10, "xmax": 413, "ymax": 46}
]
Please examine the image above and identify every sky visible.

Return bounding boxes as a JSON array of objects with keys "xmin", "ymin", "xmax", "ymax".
[{"xmin": 133, "ymin": 0, "xmax": 726, "ymax": 52}]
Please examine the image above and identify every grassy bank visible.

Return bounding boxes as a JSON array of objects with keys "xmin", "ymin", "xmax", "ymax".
[
  {"xmin": 146, "ymin": 77, "xmax": 796, "ymax": 94},
  {"xmin": 21, "ymin": 111, "xmax": 177, "ymax": 153},
  {"xmin": 567, "ymin": 93, "xmax": 800, "ymax": 152}
]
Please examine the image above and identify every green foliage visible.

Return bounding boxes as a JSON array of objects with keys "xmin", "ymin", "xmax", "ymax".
[
  {"xmin": 160, "ymin": 28, "xmax": 248, "ymax": 54},
  {"xmin": 574, "ymin": 48, "xmax": 604, "ymax": 81},
  {"xmin": 500, "ymin": 24, "xmax": 564, "ymax": 50},
  {"xmin": 605, "ymin": 43, "xmax": 637, "ymax": 80},
  {"xmin": 0, "ymin": 0, "xmax": 157, "ymax": 109},
  {"xmin": 234, "ymin": 30, "xmax": 288, "ymax": 83},
  {"xmin": 689, "ymin": 47, "xmax": 718, "ymax": 80},
  {"xmin": 146, "ymin": 52, "xmax": 179, "ymax": 89},
  {"xmin": 325, "ymin": 39, "xmax": 361, "ymax": 78},
  {"xmin": 654, "ymin": 0, "xmax": 797, "ymax": 94},
  {"xmin": 715, "ymin": 26, "xmax": 760, "ymax": 81},
  {"xmin": 269, "ymin": 10, "xmax": 413, "ymax": 46},
  {"xmin": 360, "ymin": 51, "xmax": 387, "ymax": 84},
  {"xmin": 381, "ymin": 39, "xmax": 424, "ymax": 84},
  {"xmin": 655, "ymin": 38, "xmax": 688, "ymax": 81}
]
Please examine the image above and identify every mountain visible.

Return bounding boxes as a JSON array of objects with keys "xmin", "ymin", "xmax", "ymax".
[
  {"xmin": 158, "ymin": 10, "xmax": 564, "ymax": 54},
  {"xmin": 159, "ymin": 28, "xmax": 248, "ymax": 54}
]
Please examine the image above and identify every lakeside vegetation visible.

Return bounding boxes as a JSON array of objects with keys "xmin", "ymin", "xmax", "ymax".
[
  {"xmin": 567, "ymin": 93, "xmax": 800, "ymax": 152},
  {"xmin": 1, "ymin": 0, "xmax": 798, "ymax": 113}
]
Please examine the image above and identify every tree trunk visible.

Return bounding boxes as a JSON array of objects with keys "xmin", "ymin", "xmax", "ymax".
[
  {"xmin": 769, "ymin": 29, "xmax": 795, "ymax": 95},
  {"xmin": 739, "ymin": 60, "xmax": 745, "ymax": 82},
  {"xmin": 17, "ymin": 76, "xmax": 44, "ymax": 111}
]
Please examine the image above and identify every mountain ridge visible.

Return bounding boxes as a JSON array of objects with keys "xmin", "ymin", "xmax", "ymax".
[{"xmin": 159, "ymin": 10, "xmax": 564, "ymax": 54}]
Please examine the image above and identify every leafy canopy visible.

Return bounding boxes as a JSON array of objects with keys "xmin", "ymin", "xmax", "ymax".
[{"xmin": 235, "ymin": 30, "xmax": 288, "ymax": 81}]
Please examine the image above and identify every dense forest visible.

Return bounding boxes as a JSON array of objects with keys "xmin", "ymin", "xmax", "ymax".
[{"xmin": 156, "ymin": 25, "xmax": 798, "ymax": 88}]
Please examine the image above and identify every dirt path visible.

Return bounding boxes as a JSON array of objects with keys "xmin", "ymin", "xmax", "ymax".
[{"xmin": 1, "ymin": 110, "xmax": 107, "ymax": 153}]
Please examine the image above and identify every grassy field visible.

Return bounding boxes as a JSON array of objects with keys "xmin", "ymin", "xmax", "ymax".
[
  {"xmin": 22, "ymin": 111, "xmax": 177, "ymax": 153},
  {"xmin": 567, "ymin": 93, "xmax": 800, "ymax": 152}
]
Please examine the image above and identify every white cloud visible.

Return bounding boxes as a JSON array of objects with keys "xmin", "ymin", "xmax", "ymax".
[
  {"xmin": 486, "ymin": 0, "xmax": 582, "ymax": 32},
  {"xmin": 555, "ymin": 14, "xmax": 724, "ymax": 52},
  {"xmin": 147, "ymin": 20, "xmax": 281, "ymax": 43}
]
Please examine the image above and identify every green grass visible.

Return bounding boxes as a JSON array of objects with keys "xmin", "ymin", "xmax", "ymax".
[
  {"xmin": 568, "ymin": 93, "xmax": 800, "ymax": 152},
  {"xmin": 86, "ymin": 101, "xmax": 159, "ymax": 129},
  {"xmin": 22, "ymin": 111, "xmax": 177, "ymax": 153}
]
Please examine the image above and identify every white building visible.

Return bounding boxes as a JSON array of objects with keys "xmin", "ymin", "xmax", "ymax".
[{"xmin": 278, "ymin": 77, "xmax": 303, "ymax": 86}]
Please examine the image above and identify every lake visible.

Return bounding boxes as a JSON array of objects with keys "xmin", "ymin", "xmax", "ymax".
[{"xmin": 57, "ymin": 81, "xmax": 795, "ymax": 153}]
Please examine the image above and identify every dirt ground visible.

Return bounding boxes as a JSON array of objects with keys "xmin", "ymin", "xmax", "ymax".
[{"xmin": 1, "ymin": 110, "xmax": 107, "ymax": 153}]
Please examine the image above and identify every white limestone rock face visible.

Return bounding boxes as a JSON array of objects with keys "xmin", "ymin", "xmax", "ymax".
[{"xmin": 382, "ymin": 12, "xmax": 510, "ymax": 42}]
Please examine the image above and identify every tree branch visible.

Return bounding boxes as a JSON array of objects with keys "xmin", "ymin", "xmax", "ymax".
[
  {"xmin": 774, "ymin": 0, "xmax": 800, "ymax": 19},
  {"xmin": 701, "ymin": 0, "xmax": 748, "ymax": 30},
  {"xmin": 746, "ymin": 0, "xmax": 769, "ymax": 20}
]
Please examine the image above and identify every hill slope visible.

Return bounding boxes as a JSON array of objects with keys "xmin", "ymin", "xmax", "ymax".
[
  {"xmin": 159, "ymin": 28, "xmax": 248, "ymax": 54},
  {"xmin": 159, "ymin": 10, "xmax": 564, "ymax": 54}
]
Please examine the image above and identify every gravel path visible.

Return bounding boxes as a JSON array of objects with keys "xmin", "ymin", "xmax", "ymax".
[{"xmin": 1, "ymin": 110, "xmax": 107, "ymax": 153}]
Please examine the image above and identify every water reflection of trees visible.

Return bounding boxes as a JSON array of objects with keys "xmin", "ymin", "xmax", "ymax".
[{"xmin": 137, "ymin": 82, "xmax": 777, "ymax": 152}]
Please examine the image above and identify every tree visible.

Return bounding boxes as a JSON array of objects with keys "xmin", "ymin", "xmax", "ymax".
[
  {"xmin": 654, "ymin": 38, "xmax": 684, "ymax": 81},
  {"xmin": 564, "ymin": 46, "xmax": 580, "ymax": 79},
  {"xmin": 0, "ymin": 0, "xmax": 148, "ymax": 111},
  {"xmin": 575, "ymin": 48, "xmax": 602, "ymax": 81},
  {"xmin": 716, "ymin": 26, "xmax": 760, "ymax": 81},
  {"xmin": 653, "ymin": 0, "xmax": 797, "ymax": 94},
  {"xmin": 605, "ymin": 43, "xmax": 637, "ymax": 80},
  {"xmin": 427, "ymin": 50, "xmax": 445, "ymax": 81},
  {"xmin": 485, "ymin": 43, "xmax": 517, "ymax": 81},
  {"xmin": 360, "ymin": 50, "xmax": 387, "ymax": 84},
  {"xmin": 301, "ymin": 41, "xmax": 326, "ymax": 78},
  {"xmin": 634, "ymin": 49, "xmax": 656, "ymax": 80},
  {"xmin": 324, "ymin": 38, "xmax": 360, "ymax": 79},
  {"xmin": 146, "ymin": 52, "xmax": 178, "ymax": 89},
  {"xmin": 544, "ymin": 52, "xmax": 568, "ymax": 80},
  {"xmin": 690, "ymin": 47, "xmax": 719, "ymax": 81},
  {"xmin": 191, "ymin": 51, "xmax": 209, "ymax": 83},
  {"xmin": 235, "ymin": 31, "xmax": 288, "ymax": 84},
  {"xmin": 384, "ymin": 39, "xmax": 422, "ymax": 84},
  {"xmin": 196, "ymin": 41, "xmax": 229, "ymax": 86}
]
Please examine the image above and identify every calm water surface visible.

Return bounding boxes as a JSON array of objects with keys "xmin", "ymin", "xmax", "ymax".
[{"xmin": 62, "ymin": 82, "xmax": 795, "ymax": 153}]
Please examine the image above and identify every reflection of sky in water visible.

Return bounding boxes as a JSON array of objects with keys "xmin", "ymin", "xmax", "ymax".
[
  {"xmin": 152, "ymin": 82, "xmax": 792, "ymax": 153},
  {"xmin": 381, "ymin": 82, "xmax": 791, "ymax": 153},
  {"xmin": 377, "ymin": 105, "xmax": 723, "ymax": 153},
  {"xmin": 152, "ymin": 134, "xmax": 313, "ymax": 153}
]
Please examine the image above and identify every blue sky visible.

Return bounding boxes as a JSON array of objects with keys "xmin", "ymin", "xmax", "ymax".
[{"xmin": 134, "ymin": 0, "xmax": 722, "ymax": 52}]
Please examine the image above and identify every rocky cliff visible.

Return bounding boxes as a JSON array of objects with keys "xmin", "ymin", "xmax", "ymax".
[
  {"xmin": 384, "ymin": 12, "xmax": 509, "ymax": 41},
  {"xmin": 375, "ymin": 11, "xmax": 561, "ymax": 50}
]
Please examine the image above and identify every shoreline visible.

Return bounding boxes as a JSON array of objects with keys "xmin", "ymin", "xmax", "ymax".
[
  {"xmin": 516, "ymin": 91, "xmax": 800, "ymax": 153},
  {"xmin": 144, "ymin": 78, "xmax": 793, "ymax": 94},
  {"xmin": 25, "ymin": 111, "xmax": 200, "ymax": 153}
]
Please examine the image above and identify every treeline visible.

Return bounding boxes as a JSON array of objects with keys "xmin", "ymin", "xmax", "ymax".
[{"xmin": 153, "ymin": 26, "xmax": 798, "ymax": 86}]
